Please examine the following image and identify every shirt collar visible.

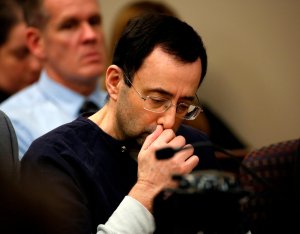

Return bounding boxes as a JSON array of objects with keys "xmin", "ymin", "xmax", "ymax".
[{"xmin": 37, "ymin": 70, "xmax": 107, "ymax": 117}]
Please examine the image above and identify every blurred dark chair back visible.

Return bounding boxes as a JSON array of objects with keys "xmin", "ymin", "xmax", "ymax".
[
  {"xmin": 239, "ymin": 138, "xmax": 300, "ymax": 234},
  {"xmin": 0, "ymin": 110, "xmax": 19, "ymax": 181},
  {"xmin": 0, "ymin": 110, "xmax": 61, "ymax": 233}
]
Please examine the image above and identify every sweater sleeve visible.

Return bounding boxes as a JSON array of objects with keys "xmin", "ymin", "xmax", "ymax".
[{"xmin": 97, "ymin": 196, "xmax": 155, "ymax": 234}]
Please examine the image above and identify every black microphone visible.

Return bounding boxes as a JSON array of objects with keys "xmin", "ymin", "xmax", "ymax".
[
  {"xmin": 156, "ymin": 141, "xmax": 213, "ymax": 159},
  {"xmin": 155, "ymin": 141, "xmax": 272, "ymax": 188}
]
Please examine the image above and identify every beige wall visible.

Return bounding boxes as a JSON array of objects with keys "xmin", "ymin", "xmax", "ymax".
[{"xmin": 100, "ymin": 0, "xmax": 300, "ymax": 149}]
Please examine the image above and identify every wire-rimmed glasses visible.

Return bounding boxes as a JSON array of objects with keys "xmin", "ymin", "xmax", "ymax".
[{"xmin": 123, "ymin": 72, "xmax": 203, "ymax": 120}]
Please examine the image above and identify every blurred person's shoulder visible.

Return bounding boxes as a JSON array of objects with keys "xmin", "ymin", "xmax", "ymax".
[{"xmin": 0, "ymin": 82, "xmax": 42, "ymax": 113}]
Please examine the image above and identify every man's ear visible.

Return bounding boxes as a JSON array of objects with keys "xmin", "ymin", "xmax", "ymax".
[
  {"xmin": 26, "ymin": 27, "xmax": 45, "ymax": 60},
  {"xmin": 105, "ymin": 65, "xmax": 123, "ymax": 101}
]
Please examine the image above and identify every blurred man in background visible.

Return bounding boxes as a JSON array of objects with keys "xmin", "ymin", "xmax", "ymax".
[{"xmin": 0, "ymin": 0, "xmax": 107, "ymax": 158}]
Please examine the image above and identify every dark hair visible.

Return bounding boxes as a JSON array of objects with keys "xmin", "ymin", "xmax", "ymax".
[
  {"xmin": 109, "ymin": 1, "xmax": 177, "ymax": 64},
  {"xmin": 0, "ymin": 0, "xmax": 23, "ymax": 46},
  {"xmin": 20, "ymin": 0, "xmax": 49, "ymax": 29},
  {"xmin": 112, "ymin": 14, "xmax": 207, "ymax": 85}
]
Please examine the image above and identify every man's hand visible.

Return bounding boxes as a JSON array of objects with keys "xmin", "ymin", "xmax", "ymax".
[{"xmin": 129, "ymin": 125, "xmax": 199, "ymax": 212}]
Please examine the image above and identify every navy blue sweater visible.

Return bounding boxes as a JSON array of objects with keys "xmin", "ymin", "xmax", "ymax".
[{"xmin": 21, "ymin": 116, "xmax": 216, "ymax": 234}]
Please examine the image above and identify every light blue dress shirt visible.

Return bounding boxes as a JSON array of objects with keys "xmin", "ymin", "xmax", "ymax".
[{"xmin": 0, "ymin": 71, "xmax": 107, "ymax": 159}]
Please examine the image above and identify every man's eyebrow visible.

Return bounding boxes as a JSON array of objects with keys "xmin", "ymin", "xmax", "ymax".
[
  {"xmin": 147, "ymin": 88, "xmax": 195, "ymax": 101},
  {"xmin": 181, "ymin": 96, "xmax": 195, "ymax": 102},
  {"xmin": 58, "ymin": 12, "xmax": 100, "ymax": 23},
  {"xmin": 148, "ymin": 88, "xmax": 171, "ymax": 96}
]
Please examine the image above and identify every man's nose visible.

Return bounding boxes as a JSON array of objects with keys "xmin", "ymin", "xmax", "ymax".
[
  {"xmin": 157, "ymin": 106, "xmax": 177, "ymax": 129},
  {"xmin": 81, "ymin": 23, "xmax": 98, "ymax": 41}
]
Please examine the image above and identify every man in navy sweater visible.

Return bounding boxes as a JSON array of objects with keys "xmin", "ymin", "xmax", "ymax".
[{"xmin": 21, "ymin": 14, "xmax": 216, "ymax": 234}]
